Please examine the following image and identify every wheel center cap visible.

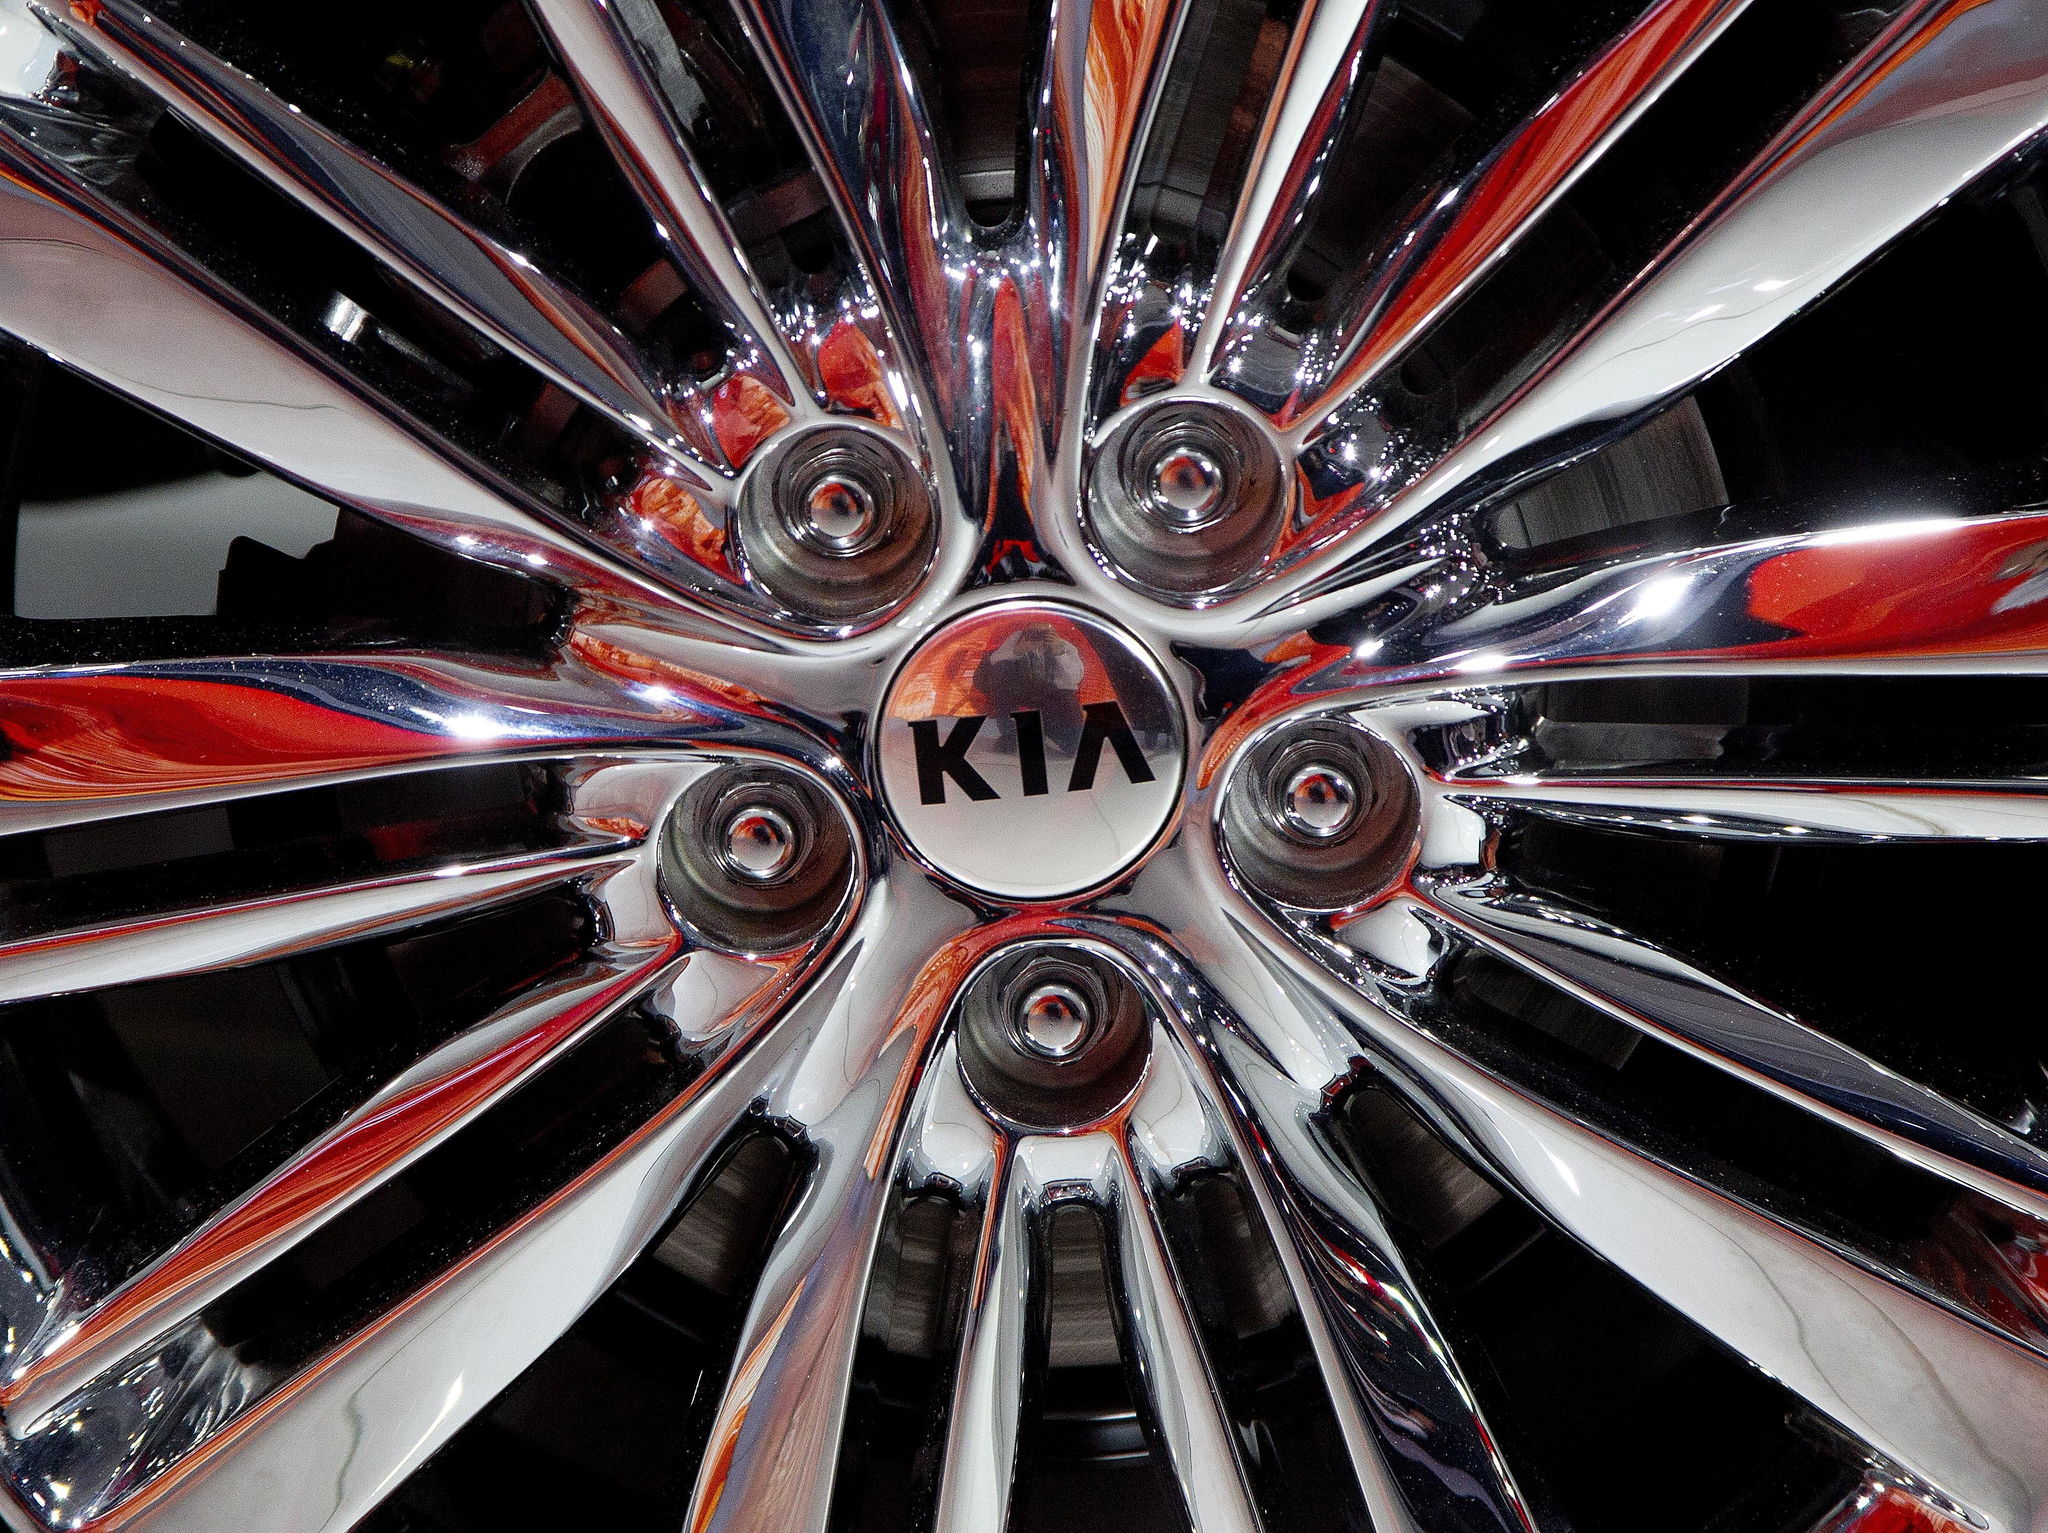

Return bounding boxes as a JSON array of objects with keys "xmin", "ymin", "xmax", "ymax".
[{"xmin": 876, "ymin": 600, "xmax": 1185, "ymax": 900}]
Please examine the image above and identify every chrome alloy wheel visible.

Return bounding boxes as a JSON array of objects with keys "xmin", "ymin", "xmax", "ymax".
[{"xmin": 0, "ymin": 0, "xmax": 2044, "ymax": 1527}]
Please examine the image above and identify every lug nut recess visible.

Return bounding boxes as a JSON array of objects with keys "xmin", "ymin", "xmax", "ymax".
[
  {"xmin": 734, "ymin": 423, "xmax": 934, "ymax": 625},
  {"xmin": 1222, "ymin": 719, "xmax": 1419, "ymax": 911},
  {"xmin": 1086, "ymin": 399, "xmax": 1287, "ymax": 596},
  {"xmin": 957, "ymin": 947, "xmax": 1150, "ymax": 1130},
  {"xmin": 661, "ymin": 764, "xmax": 854, "ymax": 953}
]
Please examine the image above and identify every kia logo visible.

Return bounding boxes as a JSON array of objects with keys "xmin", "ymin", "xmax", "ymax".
[
  {"xmin": 878, "ymin": 601, "xmax": 1184, "ymax": 901},
  {"xmin": 908, "ymin": 701, "xmax": 1157, "ymax": 805}
]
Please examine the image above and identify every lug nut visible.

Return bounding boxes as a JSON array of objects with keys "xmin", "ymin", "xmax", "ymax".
[
  {"xmin": 1088, "ymin": 399, "xmax": 1287, "ymax": 595},
  {"xmin": 797, "ymin": 471, "xmax": 881, "ymax": 554},
  {"xmin": 1147, "ymin": 446, "xmax": 1226, "ymax": 528},
  {"xmin": 736, "ymin": 423, "xmax": 935, "ymax": 624},
  {"xmin": 957, "ymin": 948, "xmax": 1151, "ymax": 1130},
  {"xmin": 660, "ymin": 766, "xmax": 854, "ymax": 954},
  {"xmin": 717, "ymin": 802, "xmax": 800, "ymax": 883},
  {"xmin": 1280, "ymin": 763, "xmax": 1359, "ymax": 841},
  {"xmin": 1013, "ymin": 980, "xmax": 1094, "ymax": 1059},
  {"xmin": 1222, "ymin": 720, "xmax": 1419, "ymax": 911}
]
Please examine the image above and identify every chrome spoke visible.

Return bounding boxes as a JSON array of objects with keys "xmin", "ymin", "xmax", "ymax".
[
  {"xmin": 1102, "ymin": 886, "xmax": 1543, "ymax": 1533},
  {"xmin": 0, "ymin": 652, "xmax": 804, "ymax": 834},
  {"xmin": 924, "ymin": 1057, "xmax": 1027, "ymax": 1533},
  {"xmin": 528, "ymin": 0, "xmax": 816, "ymax": 412},
  {"xmin": 726, "ymin": 0, "xmax": 952, "ymax": 423},
  {"xmin": 1445, "ymin": 776, "xmax": 2048, "ymax": 844},
  {"xmin": 0, "ymin": 129, "xmax": 696, "ymax": 616},
  {"xmin": 1285, "ymin": 0, "xmax": 1752, "ymax": 430},
  {"xmin": 73, "ymin": 972, "xmax": 809, "ymax": 1532},
  {"xmin": 0, "ymin": 766, "xmax": 865, "ymax": 1527},
  {"xmin": 1251, "ymin": 926, "xmax": 2048, "ymax": 1530},
  {"xmin": 681, "ymin": 875, "xmax": 978, "ymax": 1533},
  {"xmin": 1110, "ymin": 1066, "xmax": 1263, "ymax": 1533},
  {"xmin": 1392, "ymin": 1019, "xmax": 2048, "ymax": 1531},
  {"xmin": 1368, "ymin": 0, "xmax": 2048, "ymax": 532},
  {"xmin": 1416, "ymin": 877, "xmax": 2048, "ymax": 1223},
  {"xmin": 1233, "ymin": 511, "xmax": 2048, "ymax": 724},
  {"xmin": 48, "ymin": 0, "xmax": 715, "ymax": 477},
  {"xmin": 1032, "ymin": 0, "xmax": 1188, "ymax": 384},
  {"xmin": 1189, "ymin": 0, "xmax": 1378, "ymax": 381},
  {"xmin": 1220, "ymin": 0, "xmax": 2048, "ymax": 636},
  {"xmin": 0, "ymin": 840, "xmax": 633, "ymax": 1002},
  {"xmin": 0, "ymin": 754, "xmax": 762, "ymax": 1427},
  {"xmin": 3, "ymin": 945, "xmax": 665, "ymax": 1432}
]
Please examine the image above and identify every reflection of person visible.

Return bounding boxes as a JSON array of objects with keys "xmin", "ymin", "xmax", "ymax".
[{"xmin": 978, "ymin": 622, "xmax": 1086, "ymax": 746}]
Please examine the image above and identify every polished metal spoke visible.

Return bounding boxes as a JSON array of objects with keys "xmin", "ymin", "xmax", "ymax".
[
  {"xmin": 0, "ymin": 128, "xmax": 703, "ymax": 619},
  {"xmin": 681, "ymin": 875, "xmax": 978, "ymax": 1533},
  {"xmin": 0, "ymin": 18, "xmax": 823, "ymax": 631},
  {"xmin": 1219, "ymin": 511, "xmax": 2048, "ymax": 730},
  {"xmin": 1215, "ymin": 0, "xmax": 2048, "ymax": 636},
  {"xmin": 0, "ymin": 652, "xmax": 804, "ymax": 834},
  {"xmin": 2, "ymin": 944, "xmax": 665, "ymax": 1433},
  {"xmin": 1187, "ymin": 0, "xmax": 1379, "ymax": 383},
  {"xmin": 925, "ymin": 1063, "xmax": 1027, "ymax": 1533},
  {"xmin": 0, "ymin": 779, "xmax": 870, "ymax": 1528},
  {"xmin": 726, "ymin": 0, "xmax": 953, "ymax": 429},
  {"xmin": 1415, "ymin": 874, "xmax": 2048, "ymax": 1226},
  {"xmin": 1252, "ymin": 925, "xmax": 2048, "ymax": 1533},
  {"xmin": 1110, "ymin": 1063, "xmax": 1264, "ymax": 1533},
  {"xmin": 1446, "ymin": 776, "xmax": 2048, "ymax": 844},
  {"xmin": 1102, "ymin": 890, "xmax": 1544, "ymax": 1533},
  {"xmin": 45, "ymin": 0, "xmax": 720, "ymax": 478},
  {"xmin": 1280, "ymin": 0, "xmax": 1752, "ymax": 432},
  {"xmin": 1360, "ymin": 0, "xmax": 2048, "ymax": 538},
  {"xmin": 1032, "ymin": 0, "xmax": 1188, "ymax": 388},
  {"xmin": 1, "ymin": 756, "xmax": 722, "ymax": 1423},
  {"xmin": 81, "ymin": 964, "xmax": 815, "ymax": 1532},
  {"xmin": 0, "ymin": 839, "xmax": 634, "ymax": 1003},
  {"xmin": 528, "ymin": 0, "xmax": 817, "ymax": 414}
]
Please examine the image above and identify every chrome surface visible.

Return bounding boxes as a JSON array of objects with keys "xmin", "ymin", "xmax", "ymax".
[
  {"xmin": 714, "ymin": 800, "xmax": 800, "ymax": 883},
  {"xmin": 1279, "ymin": 762, "xmax": 1360, "ymax": 841},
  {"xmin": 0, "ymin": 0, "xmax": 2037, "ymax": 1529},
  {"xmin": 1014, "ymin": 979, "xmax": 1094, "ymax": 1060}
]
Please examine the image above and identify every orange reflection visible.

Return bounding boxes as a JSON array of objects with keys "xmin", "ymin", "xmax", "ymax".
[
  {"xmin": 888, "ymin": 609, "xmax": 1124, "ymax": 722},
  {"xmin": 1834, "ymin": 1484, "xmax": 1970, "ymax": 1533},
  {"xmin": 817, "ymin": 317, "xmax": 902, "ymax": 429},
  {"xmin": 1122, "ymin": 318, "xmax": 1186, "ymax": 405},
  {"xmin": 709, "ymin": 371, "xmax": 790, "ymax": 468},
  {"xmin": 1744, "ymin": 519, "xmax": 2048, "ymax": 659},
  {"xmin": 565, "ymin": 631, "xmax": 773, "ymax": 718},
  {"xmin": 0, "ymin": 675, "xmax": 467, "ymax": 803},
  {"xmin": 621, "ymin": 469, "xmax": 730, "ymax": 574}
]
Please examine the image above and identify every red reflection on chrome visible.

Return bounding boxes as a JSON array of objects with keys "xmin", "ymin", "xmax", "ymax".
[
  {"xmin": 0, "ymin": 945, "xmax": 676, "ymax": 1419},
  {"xmin": 1742, "ymin": 518, "xmax": 2048, "ymax": 660},
  {"xmin": 1294, "ymin": 0, "xmax": 1747, "ymax": 429},
  {"xmin": 621, "ymin": 467, "xmax": 731, "ymax": 573},
  {"xmin": 708, "ymin": 371, "xmax": 791, "ymax": 468},
  {"xmin": 1826, "ymin": 1483, "xmax": 1970, "ymax": 1533},
  {"xmin": 0, "ymin": 675, "xmax": 469, "ymax": 805},
  {"xmin": 817, "ymin": 316, "xmax": 903, "ymax": 430}
]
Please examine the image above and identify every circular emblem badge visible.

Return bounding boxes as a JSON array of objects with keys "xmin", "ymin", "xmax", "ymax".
[{"xmin": 876, "ymin": 601, "xmax": 1185, "ymax": 900}]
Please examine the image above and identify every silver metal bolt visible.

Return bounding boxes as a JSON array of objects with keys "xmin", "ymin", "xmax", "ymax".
[
  {"xmin": 718, "ymin": 803, "xmax": 801, "ymax": 883},
  {"xmin": 1280, "ymin": 762, "xmax": 1359, "ymax": 841},
  {"xmin": 800, "ymin": 472, "xmax": 880, "ymax": 553},
  {"xmin": 1013, "ymin": 980, "xmax": 1095, "ymax": 1060},
  {"xmin": 1146, "ymin": 446, "xmax": 1226, "ymax": 527}
]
